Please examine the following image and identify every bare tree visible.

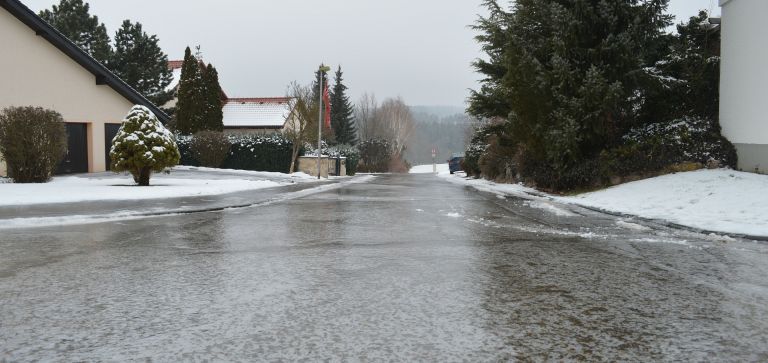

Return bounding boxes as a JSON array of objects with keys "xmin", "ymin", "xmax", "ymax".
[
  {"xmin": 355, "ymin": 92, "xmax": 379, "ymax": 142},
  {"xmin": 376, "ymin": 97, "xmax": 415, "ymax": 155},
  {"xmin": 283, "ymin": 82, "xmax": 318, "ymax": 173}
]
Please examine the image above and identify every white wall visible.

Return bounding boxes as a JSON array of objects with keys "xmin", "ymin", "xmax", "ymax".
[
  {"xmin": 719, "ymin": 0, "xmax": 768, "ymax": 172},
  {"xmin": 0, "ymin": 8, "xmax": 134, "ymax": 173}
]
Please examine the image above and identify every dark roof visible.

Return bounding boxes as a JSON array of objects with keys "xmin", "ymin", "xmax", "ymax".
[{"xmin": 0, "ymin": 0, "xmax": 170, "ymax": 122}]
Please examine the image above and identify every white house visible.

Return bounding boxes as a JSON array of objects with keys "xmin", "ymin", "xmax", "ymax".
[
  {"xmin": 0, "ymin": 0, "xmax": 168, "ymax": 176},
  {"xmin": 222, "ymin": 97, "xmax": 295, "ymax": 134},
  {"xmin": 719, "ymin": 0, "xmax": 768, "ymax": 173}
]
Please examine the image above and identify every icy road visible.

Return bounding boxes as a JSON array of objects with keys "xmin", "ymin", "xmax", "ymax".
[{"xmin": 1, "ymin": 174, "xmax": 767, "ymax": 361}]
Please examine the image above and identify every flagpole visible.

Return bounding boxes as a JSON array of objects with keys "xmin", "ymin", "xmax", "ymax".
[
  {"xmin": 317, "ymin": 66, "xmax": 322, "ymax": 180},
  {"xmin": 317, "ymin": 64, "xmax": 331, "ymax": 180}
]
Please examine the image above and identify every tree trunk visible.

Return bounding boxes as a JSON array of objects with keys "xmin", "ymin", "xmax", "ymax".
[
  {"xmin": 136, "ymin": 167, "xmax": 151, "ymax": 186},
  {"xmin": 289, "ymin": 146, "xmax": 300, "ymax": 173}
]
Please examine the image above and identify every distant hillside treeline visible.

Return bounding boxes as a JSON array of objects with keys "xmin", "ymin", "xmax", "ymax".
[{"xmin": 405, "ymin": 108, "xmax": 473, "ymax": 165}]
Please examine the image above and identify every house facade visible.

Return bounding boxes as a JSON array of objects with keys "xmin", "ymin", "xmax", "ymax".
[
  {"xmin": 222, "ymin": 97, "xmax": 295, "ymax": 134},
  {"xmin": 719, "ymin": 0, "xmax": 768, "ymax": 173},
  {"xmin": 0, "ymin": 0, "xmax": 168, "ymax": 176}
]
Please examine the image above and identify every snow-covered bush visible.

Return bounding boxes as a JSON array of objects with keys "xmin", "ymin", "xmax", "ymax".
[
  {"xmin": 110, "ymin": 105, "xmax": 180, "ymax": 186},
  {"xmin": 190, "ymin": 130, "xmax": 230, "ymax": 168},
  {"xmin": 601, "ymin": 116, "xmax": 737, "ymax": 178},
  {"xmin": 0, "ymin": 106, "xmax": 67, "ymax": 183}
]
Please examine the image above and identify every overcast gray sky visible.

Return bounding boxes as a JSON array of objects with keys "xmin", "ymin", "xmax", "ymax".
[{"xmin": 22, "ymin": 0, "xmax": 720, "ymax": 108}]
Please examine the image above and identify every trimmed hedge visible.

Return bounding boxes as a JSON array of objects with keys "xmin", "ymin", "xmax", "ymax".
[{"xmin": 178, "ymin": 133, "xmax": 295, "ymax": 173}]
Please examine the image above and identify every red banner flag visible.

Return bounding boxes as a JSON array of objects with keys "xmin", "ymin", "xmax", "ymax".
[{"xmin": 323, "ymin": 82, "xmax": 331, "ymax": 129}]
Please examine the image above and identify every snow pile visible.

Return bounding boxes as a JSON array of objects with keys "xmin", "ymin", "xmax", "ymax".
[
  {"xmin": 410, "ymin": 164, "xmax": 450, "ymax": 175},
  {"xmin": 558, "ymin": 169, "xmax": 768, "ymax": 237},
  {"xmin": 0, "ymin": 176, "xmax": 281, "ymax": 206}
]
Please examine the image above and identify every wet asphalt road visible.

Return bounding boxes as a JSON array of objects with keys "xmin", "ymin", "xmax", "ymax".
[{"xmin": 1, "ymin": 174, "xmax": 768, "ymax": 361}]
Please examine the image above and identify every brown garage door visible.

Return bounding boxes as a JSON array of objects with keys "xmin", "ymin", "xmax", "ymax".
[{"xmin": 56, "ymin": 123, "xmax": 88, "ymax": 175}]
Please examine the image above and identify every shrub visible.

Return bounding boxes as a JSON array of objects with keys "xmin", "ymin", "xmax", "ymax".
[
  {"xmin": 110, "ymin": 105, "xmax": 180, "ymax": 186},
  {"xmin": 601, "ymin": 117, "xmax": 737, "ymax": 178},
  {"xmin": 463, "ymin": 122, "xmax": 506, "ymax": 178},
  {"xmin": 190, "ymin": 131, "xmax": 230, "ymax": 168},
  {"xmin": 178, "ymin": 133, "xmax": 295, "ymax": 173},
  {"xmin": 357, "ymin": 139, "xmax": 392, "ymax": 173},
  {"xmin": 478, "ymin": 132, "xmax": 518, "ymax": 182},
  {"xmin": 0, "ymin": 106, "xmax": 67, "ymax": 183}
]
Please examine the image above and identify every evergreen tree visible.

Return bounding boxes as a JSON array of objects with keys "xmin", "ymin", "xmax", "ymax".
[
  {"xmin": 109, "ymin": 20, "xmax": 174, "ymax": 106},
  {"xmin": 110, "ymin": 105, "xmax": 180, "ymax": 186},
  {"xmin": 311, "ymin": 67, "xmax": 330, "ymax": 103},
  {"xmin": 39, "ymin": 0, "xmax": 112, "ymax": 63},
  {"xmin": 175, "ymin": 47, "xmax": 206, "ymax": 134},
  {"xmin": 202, "ymin": 64, "xmax": 224, "ymax": 132},
  {"xmin": 330, "ymin": 66, "xmax": 357, "ymax": 145},
  {"xmin": 309, "ymin": 66, "xmax": 334, "ymax": 143},
  {"xmin": 467, "ymin": 0, "xmax": 513, "ymax": 119},
  {"xmin": 469, "ymin": 0, "xmax": 672, "ymax": 189},
  {"xmin": 641, "ymin": 11, "xmax": 721, "ymax": 123}
]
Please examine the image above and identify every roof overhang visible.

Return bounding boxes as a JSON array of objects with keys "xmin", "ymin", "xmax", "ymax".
[
  {"xmin": 719, "ymin": 0, "xmax": 734, "ymax": 6},
  {"xmin": 0, "ymin": 0, "xmax": 170, "ymax": 123}
]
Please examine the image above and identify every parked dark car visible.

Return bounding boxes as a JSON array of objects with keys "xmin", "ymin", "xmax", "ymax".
[{"xmin": 448, "ymin": 154, "xmax": 464, "ymax": 174}]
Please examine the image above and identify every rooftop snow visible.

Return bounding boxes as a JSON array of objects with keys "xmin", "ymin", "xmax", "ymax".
[{"xmin": 223, "ymin": 98, "xmax": 293, "ymax": 128}]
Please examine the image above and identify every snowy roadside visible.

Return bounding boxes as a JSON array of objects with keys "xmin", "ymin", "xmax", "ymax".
[
  {"xmin": 0, "ymin": 175, "xmax": 375, "ymax": 229},
  {"xmin": 429, "ymin": 166, "xmax": 768, "ymax": 239},
  {"xmin": 0, "ymin": 166, "xmax": 322, "ymax": 207}
]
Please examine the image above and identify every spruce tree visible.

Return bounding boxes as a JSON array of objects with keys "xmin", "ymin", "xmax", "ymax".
[
  {"xmin": 330, "ymin": 66, "xmax": 357, "ymax": 145},
  {"xmin": 110, "ymin": 20, "xmax": 174, "ymax": 106},
  {"xmin": 110, "ymin": 105, "xmax": 180, "ymax": 186},
  {"xmin": 39, "ymin": 0, "xmax": 112, "ymax": 63},
  {"xmin": 175, "ymin": 47, "xmax": 206, "ymax": 134},
  {"xmin": 202, "ymin": 64, "xmax": 224, "ymax": 131}
]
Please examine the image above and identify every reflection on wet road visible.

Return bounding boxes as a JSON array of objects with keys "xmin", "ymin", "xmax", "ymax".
[{"xmin": 1, "ymin": 174, "xmax": 767, "ymax": 361}]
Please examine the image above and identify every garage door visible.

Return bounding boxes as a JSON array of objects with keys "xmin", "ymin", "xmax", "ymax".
[
  {"xmin": 56, "ymin": 123, "xmax": 88, "ymax": 175},
  {"xmin": 104, "ymin": 123, "xmax": 121, "ymax": 171}
]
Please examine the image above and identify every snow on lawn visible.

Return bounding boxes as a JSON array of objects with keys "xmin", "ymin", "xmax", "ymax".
[
  {"xmin": 410, "ymin": 164, "xmax": 450, "ymax": 175},
  {"xmin": 173, "ymin": 165, "xmax": 316, "ymax": 180},
  {"xmin": 442, "ymin": 168, "xmax": 768, "ymax": 237},
  {"xmin": 558, "ymin": 169, "xmax": 768, "ymax": 237},
  {"xmin": 0, "ymin": 176, "xmax": 282, "ymax": 206}
]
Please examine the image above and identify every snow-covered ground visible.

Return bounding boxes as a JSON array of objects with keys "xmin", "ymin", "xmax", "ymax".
[
  {"xmin": 410, "ymin": 164, "xmax": 450, "ymax": 175},
  {"xmin": 441, "ymin": 169, "xmax": 768, "ymax": 238},
  {"xmin": 0, "ymin": 167, "xmax": 320, "ymax": 206},
  {"xmin": 0, "ymin": 176, "xmax": 282, "ymax": 206}
]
